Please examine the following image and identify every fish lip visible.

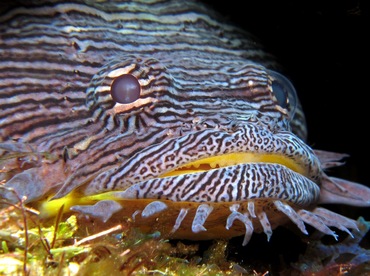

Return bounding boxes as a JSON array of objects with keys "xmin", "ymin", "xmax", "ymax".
[
  {"xmin": 152, "ymin": 129, "xmax": 321, "ymax": 181},
  {"xmin": 118, "ymin": 162, "xmax": 321, "ymax": 207},
  {"xmin": 153, "ymin": 143, "xmax": 322, "ymax": 189}
]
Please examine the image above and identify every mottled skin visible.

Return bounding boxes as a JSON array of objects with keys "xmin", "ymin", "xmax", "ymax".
[{"xmin": 0, "ymin": 0, "xmax": 370, "ymax": 243}]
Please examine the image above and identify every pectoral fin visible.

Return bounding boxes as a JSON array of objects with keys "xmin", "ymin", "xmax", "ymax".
[
  {"xmin": 319, "ymin": 174, "xmax": 370, "ymax": 207},
  {"xmin": 1, "ymin": 168, "xmax": 47, "ymax": 203}
]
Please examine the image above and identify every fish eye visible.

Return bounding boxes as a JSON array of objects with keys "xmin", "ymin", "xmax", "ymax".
[
  {"xmin": 110, "ymin": 74, "xmax": 141, "ymax": 104},
  {"xmin": 268, "ymin": 70, "xmax": 298, "ymax": 118}
]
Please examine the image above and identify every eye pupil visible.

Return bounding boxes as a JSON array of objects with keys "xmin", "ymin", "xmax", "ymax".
[{"xmin": 110, "ymin": 74, "xmax": 141, "ymax": 104}]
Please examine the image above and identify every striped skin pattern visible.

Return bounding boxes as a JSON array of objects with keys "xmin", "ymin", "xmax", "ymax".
[{"xmin": 1, "ymin": 0, "xmax": 370, "ymax": 243}]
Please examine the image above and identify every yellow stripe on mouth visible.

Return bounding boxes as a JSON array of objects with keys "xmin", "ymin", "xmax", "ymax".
[{"xmin": 160, "ymin": 152, "xmax": 306, "ymax": 178}]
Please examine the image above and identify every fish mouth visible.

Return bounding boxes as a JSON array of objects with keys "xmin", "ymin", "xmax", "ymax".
[
  {"xmin": 118, "ymin": 152, "xmax": 320, "ymax": 208},
  {"xmin": 39, "ymin": 138, "xmax": 320, "ymax": 219},
  {"xmin": 51, "ymin": 125, "xmax": 322, "ymax": 208},
  {"xmin": 160, "ymin": 152, "xmax": 307, "ymax": 178}
]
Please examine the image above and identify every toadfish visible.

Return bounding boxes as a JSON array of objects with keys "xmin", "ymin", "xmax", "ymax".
[{"xmin": 1, "ymin": 0, "xmax": 370, "ymax": 245}]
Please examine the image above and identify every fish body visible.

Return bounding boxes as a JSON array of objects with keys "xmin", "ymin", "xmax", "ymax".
[{"xmin": 1, "ymin": 0, "xmax": 369, "ymax": 243}]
